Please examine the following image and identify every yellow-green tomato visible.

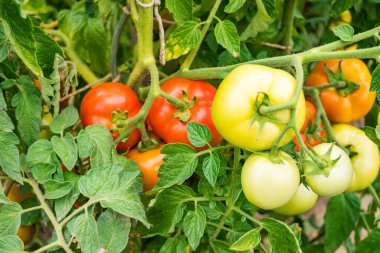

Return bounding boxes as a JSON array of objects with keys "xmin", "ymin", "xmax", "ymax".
[
  {"xmin": 332, "ymin": 124, "xmax": 380, "ymax": 192},
  {"xmin": 304, "ymin": 143, "xmax": 353, "ymax": 197},
  {"xmin": 212, "ymin": 64, "xmax": 306, "ymax": 151},
  {"xmin": 274, "ymin": 184, "xmax": 318, "ymax": 215},
  {"xmin": 241, "ymin": 152, "xmax": 300, "ymax": 210}
]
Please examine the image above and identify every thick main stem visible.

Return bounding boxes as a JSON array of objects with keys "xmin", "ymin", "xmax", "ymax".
[{"xmin": 281, "ymin": 0, "xmax": 297, "ymax": 54}]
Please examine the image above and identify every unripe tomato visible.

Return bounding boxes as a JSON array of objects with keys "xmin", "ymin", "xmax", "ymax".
[
  {"xmin": 7, "ymin": 184, "xmax": 33, "ymax": 203},
  {"xmin": 17, "ymin": 226, "xmax": 32, "ymax": 243},
  {"xmin": 212, "ymin": 64, "xmax": 306, "ymax": 151},
  {"xmin": 148, "ymin": 78, "xmax": 222, "ymax": 149},
  {"xmin": 332, "ymin": 124, "xmax": 380, "ymax": 192},
  {"xmin": 329, "ymin": 10, "xmax": 352, "ymax": 30},
  {"xmin": 274, "ymin": 183, "xmax": 318, "ymax": 215},
  {"xmin": 241, "ymin": 152, "xmax": 300, "ymax": 210},
  {"xmin": 126, "ymin": 144, "xmax": 165, "ymax": 192},
  {"xmin": 303, "ymin": 143, "xmax": 353, "ymax": 196},
  {"xmin": 80, "ymin": 82, "xmax": 142, "ymax": 151},
  {"xmin": 306, "ymin": 59, "xmax": 375, "ymax": 123}
]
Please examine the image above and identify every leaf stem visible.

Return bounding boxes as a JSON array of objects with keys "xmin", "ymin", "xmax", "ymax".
[
  {"xmin": 232, "ymin": 206, "xmax": 261, "ymax": 225},
  {"xmin": 21, "ymin": 205, "xmax": 43, "ymax": 214},
  {"xmin": 281, "ymin": 0, "xmax": 297, "ymax": 55},
  {"xmin": 368, "ymin": 185, "xmax": 380, "ymax": 207},
  {"xmin": 111, "ymin": 12, "xmax": 128, "ymax": 80},
  {"xmin": 59, "ymin": 199, "xmax": 97, "ymax": 228},
  {"xmin": 32, "ymin": 241, "xmax": 60, "ymax": 253}
]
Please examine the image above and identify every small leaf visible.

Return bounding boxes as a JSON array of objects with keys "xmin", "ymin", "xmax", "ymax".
[
  {"xmin": 363, "ymin": 126, "xmax": 380, "ymax": 146},
  {"xmin": 161, "ymin": 143, "xmax": 196, "ymax": 154},
  {"xmin": 370, "ymin": 64, "xmax": 380, "ymax": 103},
  {"xmin": 224, "ymin": 0, "xmax": 247, "ymax": 13},
  {"xmin": 0, "ymin": 235, "xmax": 24, "ymax": 252},
  {"xmin": 186, "ymin": 122, "xmax": 212, "ymax": 147},
  {"xmin": 202, "ymin": 152, "xmax": 220, "ymax": 187},
  {"xmin": 333, "ymin": 25, "xmax": 354, "ymax": 42},
  {"xmin": 51, "ymin": 133, "xmax": 78, "ymax": 170},
  {"xmin": 0, "ymin": 28, "xmax": 8, "ymax": 63},
  {"xmin": 43, "ymin": 180, "xmax": 73, "ymax": 199},
  {"xmin": 166, "ymin": 0, "xmax": 193, "ymax": 23},
  {"xmin": 159, "ymin": 236, "xmax": 187, "ymax": 253},
  {"xmin": 214, "ymin": 20, "xmax": 240, "ymax": 57},
  {"xmin": 0, "ymin": 131, "xmax": 22, "ymax": 183},
  {"xmin": 54, "ymin": 171, "xmax": 80, "ymax": 222},
  {"xmin": 50, "ymin": 105, "xmax": 79, "ymax": 135},
  {"xmin": 71, "ymin": 213, "xmax": 101, "ymax": 253},
  {"xmin": 330, "ymin": 0, "xmax": 359, "ymax": 16},
  {"xmin": 230, "ymin": 227, "xmax": 262, "ymax": 251},
  {"xmin": 0, "ymin": 203, "xmax": 22, "ymax": 236},
  {"xmin": 355, "ymin": 228, "xmax": 380, "ymax": 253},
  {"xmin": 183, "ymin": 207, "xmax": 206, "ymax": 250}
]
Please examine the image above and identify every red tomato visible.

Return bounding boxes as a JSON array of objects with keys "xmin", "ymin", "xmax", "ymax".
[
  {"xmin": 34, "ymin": 80, "xmax": 41, "ymax": 91},
  {"xmin": 80, "ymin": 82, "xmax": 142, "ymax": 151},
  {"xmin": 126, "ymin": 144, "xmax": 165, "ymax": 192},
  {"xmin": 148, "ymin": 78, "xmax": 222, "ymax": 148}
]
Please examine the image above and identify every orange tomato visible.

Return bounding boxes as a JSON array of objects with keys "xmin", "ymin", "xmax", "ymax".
[
  {"xmin": 34, "ymin": 80, "xmax": 41, "ymax": 91},
  {"xmin": 306, "ymin": 59, "xmax": 375, "ymax": 123},
  {"xmin": 17, "ymin": 226, "xmax": 32, "ymax": 243},
  {"xmin": 126, "ymin": 144, "xmax": 165, "ymax": 192}
]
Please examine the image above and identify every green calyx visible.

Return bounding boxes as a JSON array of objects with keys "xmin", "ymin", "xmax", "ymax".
[
  {"xmin": 110, "ymin": 109, "xmax": 129, "ymax": 132},
  {"xmin": 172, "ymin": 90, "xmax": 197, "ymax": 122},
  {"xmin": 137, "ymin": 138, "xmax": 160, "ymax": 152},
  {"xmin": 324, "ymin": 62, "xmax": 360, "ymax": 97},
  {"xmin": 251, "ymin": 93, "xmax": 286, "ymax": 126},
  {"xmin": 303, "ymin": 144, "xmax": 340, "ymax": 176}
]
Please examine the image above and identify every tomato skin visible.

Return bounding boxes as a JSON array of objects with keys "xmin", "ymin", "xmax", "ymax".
[
  {"xmin": 332, "ymin": 124, "xmax": 380, "ymax": 192},
  {"xmin": 212, "ymin": 64, "xmax": 306, "ymax": 151},
  {"xmin": 306, "ymin": 59, "xmax": 375, "ymax": 123},
  {"xmin": 274, "ymin": 184, "xmax": 318, "ymax": 215},
  {"xmin": 34, "ymin": 80, "xmax": 41, "ymax": 91},
  {"xmin": 17, "ymin": 225, "xmax": 32, "ymax": 243},
  {"xmin": 300, "ymin": 101, "xmax": 317, "ymax": 132},
  {"xmin": 148, "ymin": 78, "xmax": 222, "ymax": 148},
  {"xmin": 80, "ymin": 82, "xmax": 142, "ymax": 151},
  {"xmin": 304, "ymin": 143, "xmax": 353, "ymax": 196},
  {"xmin": 126, "ymin": 144, "xmax": 165, "ymax": 192},
  {"xmin": 241, "ymin": 152, "xmax": 300, "ymax": 210}
]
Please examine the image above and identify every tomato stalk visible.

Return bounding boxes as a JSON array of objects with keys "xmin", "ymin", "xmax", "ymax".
[
  {"xmin": 368, "ymin": 185, "xmax": 380, "ymax": 207},
  {"xmin": 281, "ymin": 0, "xmax": 297, "ymax": 55}
]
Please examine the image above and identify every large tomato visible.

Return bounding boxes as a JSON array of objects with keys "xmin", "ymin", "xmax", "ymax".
[
  {"xmin": 274, "ymin": 183, "xmax": 318, "ymax": 216},
  {"xmin": 212, "ymin": 64, "xmax": 306, "ymax": 151},
  {"xmin": 148, "ymin": 78, "xmax": 222, "ymax": 148},
  {"xmin": 80, "ymin": 82, "xmax": 142, "ymax": 151},
  {"xmin": 303, "ymin": 143, "xmax": 353, "ymax": 196},
  {"xmin": 126, "ymin": 144, "xmax": 165, "ymax": 192},
  {"xmin": 241, "ymin": 152, "xmax": 300, "ymax": 210},
  {"xmin": 332, "ymin": 124, "xmax": 380, "ymax": 192},
  {"xmin": 306, "ymin": 59, "xmax": 375, "ymax": 123}
]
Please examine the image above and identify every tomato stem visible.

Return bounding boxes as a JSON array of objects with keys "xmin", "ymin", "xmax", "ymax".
[
  {"xmin": 232, "ymin": 206, "xmax": 261, "ymax": 225},
  {"xmin": 281, "ymin": 0, "xmax": 297, "ymax": 55},
  {"xmin": 368, "ymin": 185, "xmax": 380, "ymax": 207}
]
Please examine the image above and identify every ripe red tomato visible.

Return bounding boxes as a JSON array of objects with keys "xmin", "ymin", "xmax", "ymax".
[
  {"xmin": 148, "ymin": 78, "xmax": 222, "ymax": 148},
  {"xmin": 126, "ymin": 144, "xmax": 165, "ymax": 192},
  {"xmin": 80, "ymin": 82, "xmax": 142, "ymax": 151}
]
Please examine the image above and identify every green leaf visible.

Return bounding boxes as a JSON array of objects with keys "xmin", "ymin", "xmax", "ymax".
[
  {"xmin": 50, "ymin": 105, "xmax": 79, "ymax": 135},
  {"xmin": 211, "ymin": 240, "xmax": 233, "ymax": 252},
  {"xmin": 0, "ymin": 182, "xmax": 8, "ymax": 205},
  {"xmin": 0, "ymin": 0, "xmax": 42, "ymax": 75},
  {"xmin": 202, "ymin": 152, "xmax": 220, "ymax": 187},
  {"xmin": 370, "ymin": 64, "xmax": 380, "ymax": 104},
  {"xmin": 71, "ymin": 213, "xmax": 101, "ymax": 253},
  {"xmin": 0, "ymin": 131, "xmax": 22, "ymax": 183},
  {"xmin": 28, "ymin": 163, "xmax": 57, "ymax": 183},
  {"xmin": 150, "ymin": 153, "xmax": 198, "ymax": 193},
  {"xmin": 51, "ymin": 134, "xmax": 78, "ymax": 170},
  {"xmin": 0, "ymin": 202, "xmax": 22, "ymax": 236},
  {"xmin": 159, "ymin": 235, "xmax": 187, "ymax": 253},
  {"xmin": 97, "ymin": 209, "xmax": 131, "ymax": 253},
  {"xmin": 183, "ymin": 207, "xmax": 206, "ymax": 250},
  {"xmin": 161, "ymin": 143, "xmax": 196, "ymax": 154},
  {"xmin": 165, "ymin": 21, "xmax": 201, "ymax": 61},
  {"xmin": 224, "ymin": 0, "xmax": 247, "ymax": 13},
  {"xmin": 240, "ymin": 0, "xmax": 273, "ymax": 41},
  {"xmin": 363, "ymin": 126, "xmax": 380, "ymax": 145},
  {"xmin": 0, "ymin": 235, "xmax": 24, "ymax": 253},
  {"xmin": 214, "ymin": 20, "xmax": 240, "ymax": 57},
  {"xmin": 217, "ymin": 43, "xmax": 253, "ymax": 67},
  {"xmin": 0, "ymin": 28, "xmax": 9, "ymax": 63},
  {"xmin": 356, "ymin": 228, "xmax": 380, "ymax": 253},
  {"xmin": 94, "ymin": 0, "xmax": 114, "ymax": 17},
  {"xmin": 230, "ymin": 227, "xmax": 261, "ymax": 251},
  {"xmin": 20, "ymin": 197, "xmax": 41, "ymax": 226},
  {"xmin": 77, "ymin": 125, "xmax": 113, "ymax": 168},
  {"xmin": 55, "ymin": 172, "xmax": 80, "ymax": 222},
  {"xmin": 79, "ymin": 164, "xmax": 148, "ymax": 226},
  {"xmin": 324, "ymin": 193, "xmax": 360, "ymax": 253},
  {"xmin": 330, "ymin": 0, "xmax": 359, "ymax": 16},
  {"xmin": 332, "ymin": 25, "xmax": 354, "ymax": 42},
  {"xmin": 186, "ymin": 122, "xmax": 212, "ymax": 147},
  {"xmin": 262, "ymin": 218, "xmax": 301, "ymax": 253},
  {"xmin": 0, "ymin": 91, "xmax": 14, "ymax": 131},
  {"xmin": 144, "ymin": 185, "xmax": 196, "ymax": 236},
  {"xmin": 166, "ymin": 0, "xmax": 193, "ymax": 23},
  {"xmin": 43, "ymin": 179, "xmax": 73, "ymax": 199},
  {"xmin": 27, "ymin": 140, "xmax": 56, "ymax": 164},
  {"xmin": 11, "ymin": 76, "xmax": 42, "ymax": 146}
]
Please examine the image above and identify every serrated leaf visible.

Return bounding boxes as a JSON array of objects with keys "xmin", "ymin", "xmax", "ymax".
[
  {"xmin": 50, "ymin": 105, "xmax": 79, "ymax": 135},
  {"xmin": 43, "ymin": 179, "xmax": 73, "ymax": 199},
  {"xmin": 165, "ymin": 21, "xmax": 201, "ymax": 61},
  {"xmin": 224, "ymin": 0, "xmax": 247, "ymax": 13},
  {"xmin": 0, "ymin": 202, "xmax": 22, "ymax": 236},
  {"xmin": 324, "ymin": 193, "xmax": 360, "ymax": 253},
  {"xmin": 363, "ymin": 126, "xmax": 380, "ymax": 146},
  {"xmin": 0, "ymin": 235, "xmax": 24, "ymax": 252},
  {"xmin": 186, "ymin": 122, "xmax": 212, "ymax": 147},
  {"xmin": 11, "ymin": 76, "xmax": 42, "ymax": 146},
  {"xmin": 0, "ymin": 0, "xmax": 42, "ymax": 75},
  {"xmin": 97, "ymin": 209, "xmax": 131, "ymax": 253},
  {"xmin": 0, "ymin": 28, "xmax": 8, "ymax": 63},
  {"xmin": 370, "ymin": 64, "xmax": 380, "ymax": 103},
  {"xmin": 214, "ymin": 20, "xmax": 240, "ymax": 57},
  {"xmin": 211, "ymin": 240, "xmax": 233, "ymax": 252},
  {"xmin": 161, "ymin": 143, "xmax": 196, "ymax": 154},
  {"xmin": 330, "ymin": 0, "xmax": 359, "ymax": 16},
  {"xmin": 356, "ymin": 228, "xmax": 380, "ymax": 253},
  {"xmin": 203, "ymin": 152, "xmax": 220, "ymax": 186},
  {"xmin": 51, "ymin": 134, "xmax": 78, "ymax": 170},
  {"xmin": 0, "ymin": 131, "xmax": 22, "ymax": 183},
  {"xmin": 230, "ymin": 227, "xmax": 261, "ymax": 251},
  {"xmin": 94, "ymin": 0, "xmax": 114, "ymax": 17},
  {"xmin": 333, "ymin": 25, "xmax": 354, "ymax": 42},
  {"xmin": 262, "ymin": 218, "xmax": 301, "ymax": 253},
  {"xmin": 150, "ymin": 153, "xmax": 198, "ymax": 193},
  {"xmin": 159, "ymin": 235, "xmax": 187, "ymax": 253},
  {"xmin": 72, "ymin": 213, "xmax": 101, "ymax": 253},
  {"xmin": 166, "ymin": 0, "xmax": 193, "ymax": 23},
  {"xmin": 28, "ymin": 163, "xmax": 57, "ymax": 183},
  {"xmin": 55, "ymin": 173, "xmax": 80, "ymax": 222},
  {"xmin": 217, "ymin": 43, "xmax": 253, "ymax": 67},
  {"xmin": 183, "ymin": 207, "xmax": 206, "ymax": 250}
]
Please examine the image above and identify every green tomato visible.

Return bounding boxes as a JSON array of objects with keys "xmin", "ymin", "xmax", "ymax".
[
  {"xmin": 304, "ymin": 143, "xmax": 353, "ymax": 197},
  {"xmin": 241, "ymin": 152, "xmax": 300, "ymax": 210},
  {"xmin": 274, "ymin": 183, "xmax": 318, "ymax": 215},
  {"xmin": 212, "ymin": 64, "xmax": 306, "ymax": 151}
]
